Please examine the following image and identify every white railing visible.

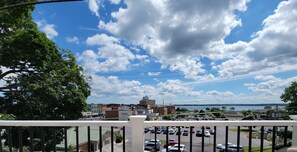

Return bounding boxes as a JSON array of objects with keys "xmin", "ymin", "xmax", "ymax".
[{"xmin": 1, "ymin": 115, "xmax": 297, "ymax": 151}]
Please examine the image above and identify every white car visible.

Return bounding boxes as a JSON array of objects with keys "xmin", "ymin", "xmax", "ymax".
[
  {"xmin": 169, "ymin": 128, "xmax": 176, "ymax": 134},
  {"xmin": 204, "ymin": 130, "xmax": 211, "ymax": 137},
  {"xmin": 216, "ymin": 143, "xmax": 233, "ymax": 149},
  {"xmin": 169, "ymin": 144, "xmax": 187, "ymax": 152}
]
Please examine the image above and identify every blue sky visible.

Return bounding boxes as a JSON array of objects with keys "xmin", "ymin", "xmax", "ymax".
[{"xmin": 31, "ymin": 0, "xmax": 297, "ymax": 104}]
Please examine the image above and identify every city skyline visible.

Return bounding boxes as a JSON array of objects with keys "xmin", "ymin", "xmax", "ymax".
[{"xmin": 32, "ymin": 0, "xmax": 297, "ymax": 104}]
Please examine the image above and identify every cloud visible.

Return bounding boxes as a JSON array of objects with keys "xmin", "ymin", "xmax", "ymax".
[
  {"xmin": 99, "ymin": 0, "xmax": 248, "ymax": 59},
  {"xmin": 244, "ymin": 75, "xmax": 297, "ymax": 96},
  {"xmin": 215, "ymin": 0, "xmax": 297, "ymax": 78},
  {"xmin": 148, "ymin": 72, "xmax": 161, "ymax": 76},
  {"xmin": 168, "ymin": 58, "xmax": 206, "ymax": 80},
  {"xmin": 110, "ymin": 0, "xmax": 121, "ymax": 5},
  {"xmin": 87, "ymin": 75, "xmax": 157, "ymax": 102},
  {"xmin": 82, "ymin": 0, "xmax": 297, "ymax": 104},
  {"xmin": 66, "ymin": 36, "xmax": 79, "ymax": 44},
  {"xmin": 86, "ymin": 34, "xmax": 119, "ymax": 46},
  {"xmin": 88, "ymin": 0, "xmax": 100, "ymax": 16},
  {"xmin": 206, "ymin": 90, "xmax": 235, "ymax": 97},
  {"xmin": 158, "ymin": 79, "xmax": 201, "ymax": 97},
  {"xmin": 98, "ymin": 0, "xmax": 250, "ymax": 80},
  {"xmin": 96, "ymin": 0, "xmax": 297, "ymax": 82},
  {"xmin": 78, "ymin": 34, "xmax": 135, "ymax": 73},
  {"xmin": 248, "ymin": 0, "xmax": 297, "ymax": 61},
  {"xmin": 35, "ymin": 20, "xmax": 58, "ymax": 39}
]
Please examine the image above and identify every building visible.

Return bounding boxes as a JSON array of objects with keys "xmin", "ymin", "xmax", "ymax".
[
  {"xmin": 105, "ymin": 110, "xmax": 119, "ymax": 120},
  {"xmin": 57, "ymin": 126, "xmax": 120, "ymax": 152},
  {"xmin": 152, "ymin": 105, "xmax": 176, "ymax": 116},
  {"xmin": 139, "ymin": 96, "xmax": 156, "ymax": 106},
  {"xmin": 118, "ymin": 105, "xmax": 133, "ymax": 120},
  {"xmin": 90, "ymin": 104, "xmax": 99, "ymax": 114},
  {"xmin": 119, "ymin": 110, "xmax": 133, "ymax": 120}
]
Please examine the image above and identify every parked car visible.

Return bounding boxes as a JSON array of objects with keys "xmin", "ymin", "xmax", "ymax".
[
  {"xmin": 169, "ymin": 144, "xmax": 187, "ymax": 152},
  {"xmin": 216, "ymin": 143, "xmax": 233, "ymax": 150},
  {"xmin": 145, "ymin": 143, "xmax": 160, "ymax": 151},
  {"xmin": 196, "ymin": 130, "xmax": 203, "ymax": 137},
  {"xmin": 183, "ymin": 130, "xmax": 189, "ymax": 136},
  {"xmin": 145, "ymin": 140, "xmax": 161, "ymax": 151},
  {"xmin": 144, "ymin": 127, "xmax": 149, "ymax": 133},
  {"xmin": 176, "ymin": 130, "xmax": 181, "ymax": 135},
  {"xmin": 156, "ymin": 129, "xmax": 162, "ymax": 134},
  {"xmin": 204, "ymin": 131, "xmax": 211, "ymax": 137},
  {"xmin": 162, "ymin": 129, "xmax": 167, "ymax": 134},
  {"xmin": 169, "ymin": 128, "xmax": 176, "ymax": 135},
  {"xmin": 144, "ymin": 146, "xmax": 155, "ymax": 152},
  {"xmin": 219, "ymin": 144, "xmax": 244, "ymax": 152},
  {"xmin": 164, "ymin": 139, "xmax": 179, "ymax": 148},
  {"xmin": 146, "ymin": 139, "xmax": 162, "ymax": 145},
  {"xmin": 210, "ymin": 129, "xmax": 215, "ymax": 134}
]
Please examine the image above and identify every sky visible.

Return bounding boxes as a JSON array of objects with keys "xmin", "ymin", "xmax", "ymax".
[{"xmin": 31, "ymin": 0, "xmax": 297, "ymax": 105}]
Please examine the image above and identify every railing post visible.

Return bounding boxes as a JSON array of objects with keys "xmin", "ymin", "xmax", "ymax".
[
  {"xmin": 292, "ymin": 125, "xmax": 297, "ymax": 146},
  {"xmin": 129, "ymin": 115, "xmax": 146, "ymax": 152}
]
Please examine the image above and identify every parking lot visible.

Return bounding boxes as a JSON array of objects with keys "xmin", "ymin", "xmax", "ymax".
[{"xmin": 143, "ymin": 126, "xmax": 273, "ymax": 152}]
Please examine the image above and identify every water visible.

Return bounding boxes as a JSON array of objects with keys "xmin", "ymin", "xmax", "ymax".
[{"xmin": 176, "ymin": 105, "xmax": 286, "ymax": 111}]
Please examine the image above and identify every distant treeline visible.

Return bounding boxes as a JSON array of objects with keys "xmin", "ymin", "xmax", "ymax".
[{"xmin": 173, "ymin": 103, "xmax": 288, "ymax": 107}]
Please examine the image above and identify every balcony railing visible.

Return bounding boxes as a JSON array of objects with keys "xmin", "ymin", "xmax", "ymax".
[{"xmin": 0, "ymin": 115, "xmax": 297, "ymax": 152}]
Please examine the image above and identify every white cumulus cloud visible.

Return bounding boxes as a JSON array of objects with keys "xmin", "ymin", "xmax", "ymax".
[
  {"xmin": 88, "ymin": 0, "xmax": 100, "ymax": 16},
  {"xmin": 66, "ymin": 36, "xmax": 79, "ymax": 44},
  {"xmin": 78, "ymin": 34, "xmax": 135, "ymax": 73},
  {"xmin": 35, "ymin": 20, "xmax": 58, "ymax": 39},
  {"xmin": 148, "ymin": 72, "xmax": 161, "ymax": 76}
]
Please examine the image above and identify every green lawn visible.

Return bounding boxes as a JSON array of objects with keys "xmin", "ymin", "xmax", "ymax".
[
  {"xmin": 229, "ymin": 128, "xmax": 258, "ymax": 132},
  {"xmin": 243, "ymin": 147, "xmax": 272, "ymax": 152}
]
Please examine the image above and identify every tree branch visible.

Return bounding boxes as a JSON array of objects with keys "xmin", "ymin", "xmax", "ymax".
[
  {"xmin": 0, "ymin": 83, "xmax": 18, "ymax": 92},
  {"xmin": 0, "ymin": 68, "xmax": 35, "ymax": 80}
]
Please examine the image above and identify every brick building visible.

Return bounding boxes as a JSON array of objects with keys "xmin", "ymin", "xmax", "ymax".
[{"xmin": 139, "ymin": 96, "xmax": 156, "ymax": 106}]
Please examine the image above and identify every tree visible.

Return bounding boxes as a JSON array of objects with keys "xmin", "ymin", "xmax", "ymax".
[
  {"xmin": 280, "ymin": 82, "xmax": 297, "ymax": 114},
  {"xmin": 163, "ymin": 115, "xmax": 173, "ymax": 120},
  {"xmin": 0, "ymin": 1, "xmax": 90, "ymax": 150},
  {"xmin": 241, "ymin": 110, "xmax": 251, "ymax": 118}
]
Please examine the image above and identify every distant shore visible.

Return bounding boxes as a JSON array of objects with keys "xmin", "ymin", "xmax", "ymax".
[
  {"xmin": 175, "ymin": 103, "xmax": 287, "ymax": 111},
  {"xmin": 173, "ymin": 103, "xmax": 287, "ymax": 106}
]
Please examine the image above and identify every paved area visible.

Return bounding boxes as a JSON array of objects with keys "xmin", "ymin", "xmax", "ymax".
[{"xmin": 103, "ymin": 126, "xmax": 289, "ymax": 152}]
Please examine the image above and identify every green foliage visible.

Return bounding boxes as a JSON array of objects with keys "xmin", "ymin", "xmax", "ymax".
[
  {"xmin": 175, "ymin": 108, "xmax": 188, "ymax": 113},
  {"xmin": 264, "ymin": 106, "xmax": 272, "ymax": 110},
  {"xmin": 0, "ymin": 1, "xmax": 90, "ymax": 150},
  {"xmin": 162, "ymin": 115, "xmax": 173, "ymax": 120},
  {"xmin": 0, "ymin": 113, "xmax": 15, "ymax": 120},
  {"xmin": 277, "ymin": 129, "xmax": 292, "ymax": 139},
  {"xmin": 243, "ymin": 147, "xmax": 272, "ymax": 152},
  {"xmin": 241, "ymin": 110, "xmax": 252, "ymax": 117},
  {"xmin": 115, "ymin": 133, "xmax": 123, "ymax": 143},
  {"xmin": 281, "ymin": 81, "xmax": 297, "ymax": 114},
  {"xmin": 213, "ymin": 112, "xmax": 222, "ymax": 118},
  {"xmin": 242, "ymin": 116, "xmax": 255, "ymax": 120},
  {"xmin": 210, "ymin": 107, "xmax": 220, "ymax": 112}
]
